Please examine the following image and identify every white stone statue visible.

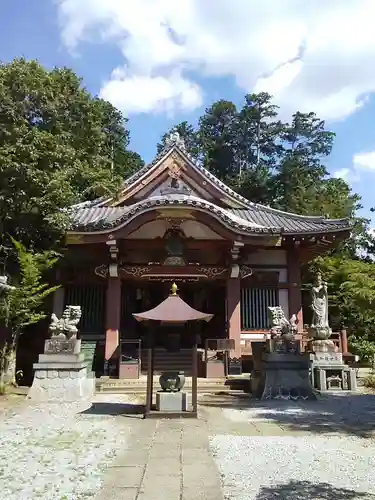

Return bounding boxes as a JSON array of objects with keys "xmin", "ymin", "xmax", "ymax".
[
  {"xmin": 49, "ymin": 305, "xmax": 82, "ymax": 340},
  {"xmin": 309, "ymin": 273, "xmax": 332, "ymax": 341},
  {"xmin": 311, "ymin": 273, "xmax": 329, "ymax": 327}
]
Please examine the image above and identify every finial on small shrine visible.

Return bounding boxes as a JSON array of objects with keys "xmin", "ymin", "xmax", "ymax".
[{"xmin": 171, "ymin": 283, "xmax": 178, "ymax": 296}]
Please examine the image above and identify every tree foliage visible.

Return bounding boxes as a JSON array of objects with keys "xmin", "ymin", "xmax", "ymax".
[
  {"xmin": 0, "ymin": 58, "xmax": 143, "ymax": 254},
  {"xmin": 0, "ymin": 238, "xmax": 59, "ymax": 389}
]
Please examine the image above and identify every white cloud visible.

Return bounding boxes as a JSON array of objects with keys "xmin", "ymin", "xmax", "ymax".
[
  {"xmin": 333, "ymin": 151, "xmax": 375, "ymax": 184},
  {"xmin": 332, "ymin": 167, "xmax": 360, "ymax": 184},
  {"xmin": 353, "ymin": 152, "xmax": 375, "ymax": 172},
  {"xmin": 57, "ymin": 0, "xmax": 375, "ymax": 118},
  {"xmin": 100, "ymin": 70, "xmax": 203, "ymax": 115}
]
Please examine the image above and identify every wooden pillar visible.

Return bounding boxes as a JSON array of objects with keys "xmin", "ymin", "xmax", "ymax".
[
  {"xmin": 53, "ymin": 268, "xmax": 64, "ymax": 316},
  {"xmin": 340, "ymin": 328, "xmax": 349, "ymax": 354},
  {"xmin": 192, "ymin": 335, "xmax": 198, "ymax": 415},
  {"xmin": 287, "ymin": 247, "xmax": 303, "ymax": 331},
  {"xmin": 104, "ymin": 277, "xmax": 121, "ymax": 374},
  {"xmin": 52, "ymin": 288, "xmax": 64, "ymax": 317},
  {"xmin": 145, "ymin": 329, "xmax": 154, "ymax": 417},
  {"xmin": 226, "ymin": 277, "xmax": 242, "ymax": 359}
]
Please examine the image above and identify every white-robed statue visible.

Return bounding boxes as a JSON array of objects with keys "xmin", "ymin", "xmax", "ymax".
[
  {"xmin": 309, "ymin": 273, "xmax": 332, "ymax": 341},
  {"xmin": 311, "ymin": 274, "xmax": 329, "ymax": 328}
]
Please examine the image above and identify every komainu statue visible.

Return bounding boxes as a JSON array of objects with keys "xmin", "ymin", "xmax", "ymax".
[
  {"xmin": 268, "ymin": 306, "xmax": 298, "ymax": 352},
  {"xmin": 49, "ymin": 305, "xmax": 82, "ymax": 340}
]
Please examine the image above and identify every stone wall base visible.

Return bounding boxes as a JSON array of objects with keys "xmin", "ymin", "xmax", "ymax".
[{"xmin": 28, "ymin": 355, "xmax": 95, "ymax": 402}]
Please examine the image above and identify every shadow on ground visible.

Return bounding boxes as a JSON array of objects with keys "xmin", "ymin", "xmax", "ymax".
[
  {"xmin": 200, "ymin": 392, "xmax": 375, "ymax": 438},
  {"xmin": 255, "ymin": 480, "xmax": 375, "ymax": 499},
  {"xmin": 80, "ymin": 402, "xmax": 145, "ymax": 418}
]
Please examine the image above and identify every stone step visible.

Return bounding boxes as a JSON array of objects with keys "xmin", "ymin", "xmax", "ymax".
[
  {"xmin": 96, "ymin": 376, "xmax": 249, "ymax": 394},
  {"xmin": 97, "ymin": 385, "xmax": 231, "ymax": 394}
]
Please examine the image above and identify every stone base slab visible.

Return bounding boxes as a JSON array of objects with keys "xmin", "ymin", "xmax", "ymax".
[
  {"xmin": 156, "ymin": 391, "xmax": 189, "ymax": 412},
  {"xmin": 28, "ymin": 373, "xmax": 95, "ymax": 402},
  {"xmin": 38, "ymin": 353, "xmax": 85, "ymax": 364}
]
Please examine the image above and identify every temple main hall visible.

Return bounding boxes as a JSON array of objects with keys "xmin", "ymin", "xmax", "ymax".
[{"xmin": 55, "ymin": 133, "xmax": 351, "ymax": 378}]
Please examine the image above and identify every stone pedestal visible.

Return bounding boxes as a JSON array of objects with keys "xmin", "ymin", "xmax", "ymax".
[
  {"xmin": 156, "ymin": 391, "xmax": 189, "ymax": 412},
  {"xmin": 310, "ymin": 344, "xmax": 357, "ymax": 392},
  {"xmin": 28, "ymin": 338, "xmax": 95, "ymax": 402},
  {"xmin": 261, "ymin": 352, "xmax": 316, "ymax": 400}
]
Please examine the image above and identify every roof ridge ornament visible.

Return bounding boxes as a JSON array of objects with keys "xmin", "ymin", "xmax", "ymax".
[{"xmin": 165, "ymin": 131, "xmax": 186, "ymax": 151}]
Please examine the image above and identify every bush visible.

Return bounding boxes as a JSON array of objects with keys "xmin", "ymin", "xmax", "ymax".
[{"xmin": 363, "ymin": 374, "xmax": 375, "ymax": 389}]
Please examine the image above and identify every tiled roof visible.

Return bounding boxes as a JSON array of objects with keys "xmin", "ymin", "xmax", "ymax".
[
  {"xmin": 69, "ymin": 207, "xmax": 129, "ymax": 231},
  {"xmin": 229, "ymin": 209, "xmax": 350, "ymax": 234},
  {"xmin": 68, "ymin": 196, "xmax": 350, "ymax": 235},
  {"xmin": 68, "ymin": 195, "xmax": 279, "ymax": 234},
  {"xmin": 68, "ymin": 133, "xmax": 351, "ymax": 236}
]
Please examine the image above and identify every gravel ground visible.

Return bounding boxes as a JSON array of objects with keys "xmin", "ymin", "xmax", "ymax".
[
  {"xmin": 210, "ymin": 394, "xmax": 375, "ymax": 500},
  {"xmin": 0, "ymin": 394, "xmax": 140, "ymax": 500},
  {"xmin": 211, "ymin": 435, "xmax": 375, "ymax": 500}
]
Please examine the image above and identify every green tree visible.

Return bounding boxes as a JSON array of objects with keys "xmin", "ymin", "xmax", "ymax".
[
  {"xmin": 0, "ymin": 58, "xmax": 143, "ymax": 254},
  {"xmin": 272, "ymin": 112, "xmax": 335, "ymax": 214},
  {"xmin": 198, "ymin": 100, "xmax": 238, "ymax": 181},
  {"xmin": 233, "ymin": 93, "xmax": 283, "ymax": 203},
  {"xmin": 0, "ymin": 239, "xmax": 59, "ymax": 392}
]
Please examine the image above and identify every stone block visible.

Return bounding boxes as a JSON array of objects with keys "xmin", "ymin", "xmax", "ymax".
[
  {"xmin": 33, "ymin": 349, "xmax": 87, "ymax": 374},
  {"xmin": 38, "ymin": 353, "xmax": 85, "ymax": 363},
  {"xmin": 261, "ymin": 352, "xmax": 316, "ymax": 400},
  {"xmin": 348, "ymin": 368, "xmax": 357, "ymax": 391},
  {"xmin": 44, "ymin": 337, "xmax": 81, "ymax": 355},
  {"xmin": 28, "ymin": 357, "xmax": 94, "ymax": 402},
  {"xmin": 28, "ymin": 373, "xmax": 94, "ymax": 402},
  {"xmin": 314, "ymin": 352, "xmax": 343, "ymax": 364},
  {"xmin": 156, "ymin": 391, "xmax": 189, "ymax": 412},
  {"xmin": 311, "ymin": 364, "xmax": 357, "ymax": 392},
  {"xmin": 316, "ymin": 367, "xmax": 327, "ymax": 391}
]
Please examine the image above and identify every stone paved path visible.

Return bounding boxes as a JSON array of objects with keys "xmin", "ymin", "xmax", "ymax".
[{"xmin": 95, "ymin": 415, "xmax": 224, "ymax": 500}]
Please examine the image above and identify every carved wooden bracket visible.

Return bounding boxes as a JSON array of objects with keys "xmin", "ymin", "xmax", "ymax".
[
  {"xmin": 94, "ymin": 264, "xmax": 108, "ymax": 279},
  {"xmin": 239, "ymin": 265, "xmax": 253, "ymax": 279}
]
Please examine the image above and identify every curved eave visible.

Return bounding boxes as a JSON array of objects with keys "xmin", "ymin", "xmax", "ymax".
[
  {"xmin": 67, "ymin": 195, "xmax": 281, "ymax": 236},
  {"xmin": 282, "ymin": 227, "xmax": 351, "ymax": 237},
  {"xmin": 66, "ymin": 201, "xmax": 351, "ymax": 243}
]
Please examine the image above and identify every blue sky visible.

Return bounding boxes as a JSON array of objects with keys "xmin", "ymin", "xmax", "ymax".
[{"xmin": 2, "ymin": 0, "xmax": 375, "ymax": 224}]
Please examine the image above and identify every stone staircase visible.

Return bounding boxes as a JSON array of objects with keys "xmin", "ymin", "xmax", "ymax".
[{"xmin": 140, "ymin": 348, "xmax": 195, "ymax": 375}]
